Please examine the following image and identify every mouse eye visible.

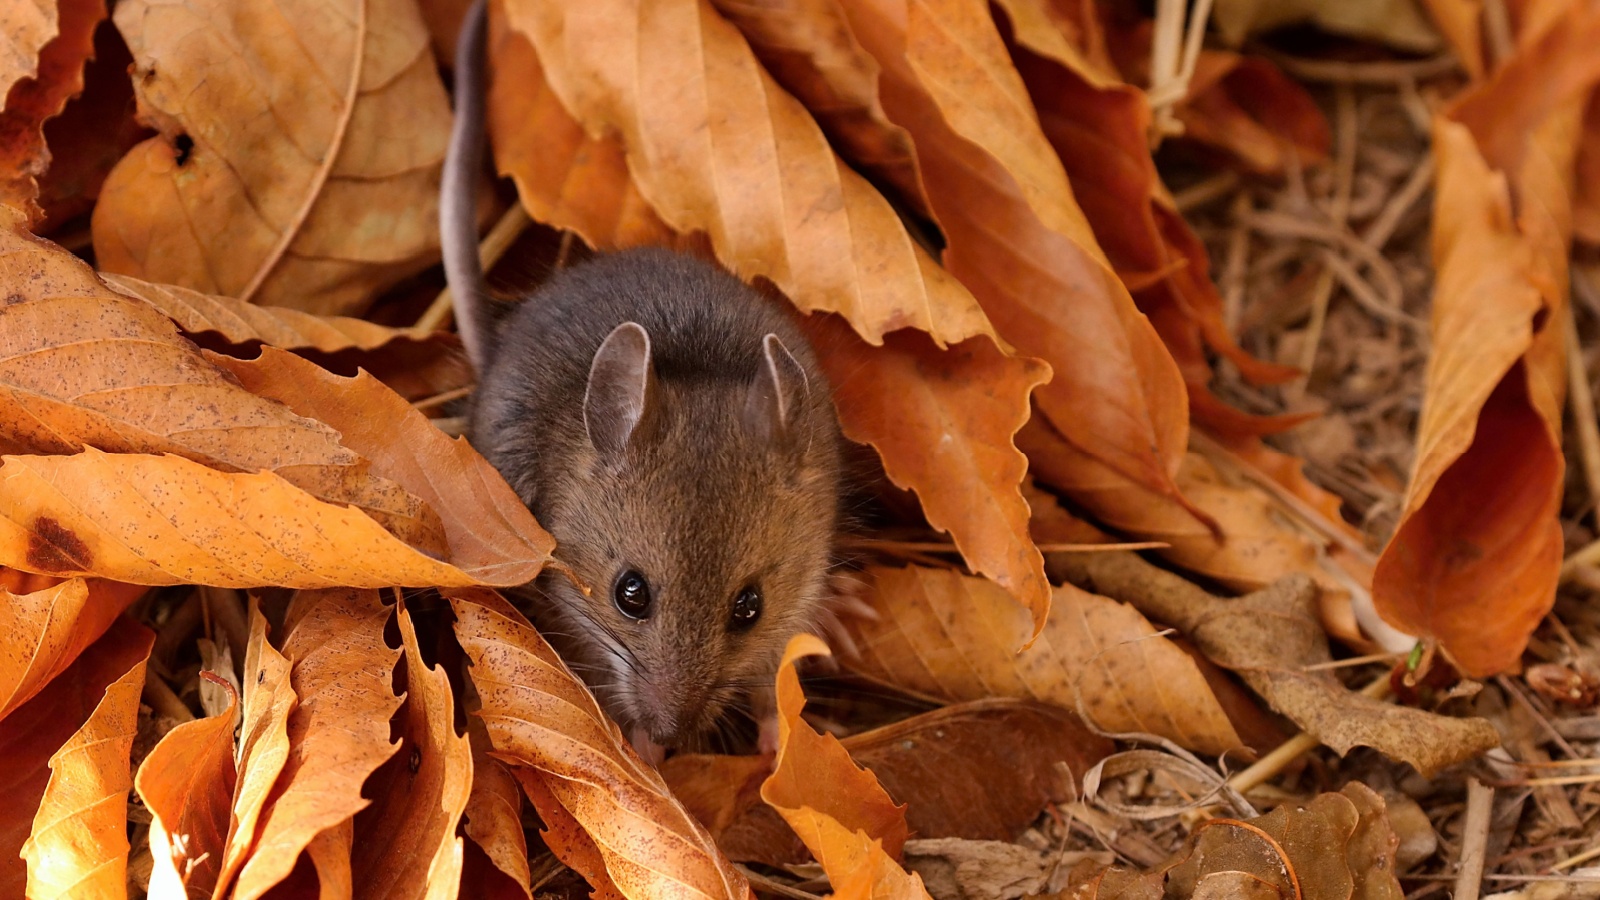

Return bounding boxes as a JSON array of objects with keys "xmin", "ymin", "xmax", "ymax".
[
  {"xmin": 614, "ymin": 570, "xmax": 653, "ymax": 619},
  {"xmin": 730, "ymin": 586, "xmax": 762, "ymax": 629}
]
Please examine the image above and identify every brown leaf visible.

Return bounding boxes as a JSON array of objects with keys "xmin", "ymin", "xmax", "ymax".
[
  {"xmin": 1578, "ymin": 92, "xmax": 1600, "ymax": 244},
  {"xmin": 1177, "ymin": 52, "xmax": 1332, "ymax": 177},
  {"xmin": 0, "ymin": 448, "xmax": 527, "ymax": 588},
  {"xmin": 105, "ymin": 272, "xmax": 472, "ymax": 401},
  {"xmin": 1063, "ymin": 552, "xmax": 1500, "ymax": 776},
  {"xmin": 350, "ymin": 599, "xmax": 473, "ymax": 900},
  {"xmin": 19, "ymin": 616, "xmax": 152, "ymax": 898},
  {"xmin": 462, "ymin": 719, "xmax": 534, "ymax": 899},
  {"xmin": 664, "ymin": 700, "xmax": 1111, "ymax": 865},
  {"xmin": 1374, "ymin": 5, "xmax": 1600, "ymax": 675},
  {"xmin": 215, "ymin": 348, "xmax": 554, "ymax": 587},
  {"xmin": 211, "ymin": 601, "xmax": 298, "ymax": 900},
  {"xmin": 705, "ymin": 0, "xmax": 925, "ymax": 211},
  {"xmin": 33, "ymin": 18, "xmax": 148, "ymax": 233},
  {"xmin": 499, "ymin": 0, "xmax": 995, "ymax": 348},
  {"xmin": 1164, "ymin": 784, "xmax": 1403, "ymax": 900},
  {"xmin": 450, "ymin": 587, "xmax": 750, "ymax": 900},
  {"xmin": 228, "ymin": 589, "xmax": 402, "ymax": 900},
  {"xmin": 0, "ymin": 223, "xmax": 446, "ymax": 551},
  {"xmin": 805, "ymin": 317, "xmax": 1052, "ymax": 634},
  {"xmin": 0, "ymin": 616, "xmax": 152, "ymax": 898},
  {"xmin": 485, "ymin": 12, "xmax": 679, "ymax": 252},
  {"xmin": 0, "ymin": 0, "xmax": 104, "ymax": 223},
  {"xmin": 838, "ymin": 0, "xmax": 1197, "ymax": 522},
  {"xmin": 0, "ymin": 0, "xmax": 57, "ymax": 100},
  {"xmin": 842, "ymin": 565, "xmax": 1246, "ymax": 756},
  {"xmin": 0, "ymin": 575, "xmax": 146, "ymax": 721},
  {"xmin": 93, "ymin": 0, "xmax": 452, "ymax": 314},
  {"xmin": 138, "ymin": 676, "xmax": 238, "ymax": 897},
  {"xmin": 997, "ymin": 7, "xmax": 1299, "ymax": 396},
  {"xmin": 761, "ymin": 634, "xmax": 931, "ymax": 900}
]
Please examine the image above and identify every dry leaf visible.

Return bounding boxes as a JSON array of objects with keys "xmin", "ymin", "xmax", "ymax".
[
  {"xmin": 19, "ymin": 617, "xmax": 152, "ymax": 899},
  {"xmin": 229, "ymin": 589, "xmax": 402, "ymax": 900},
  {"xmin": 462, "ymin": 719, "xmax": 533, "ymax": 899},
  {"xmin": 1577, "ymin": 92, "xmax": 1600, "ymax": 244},
  {"xmin": 0, "ymin": 223, "xmax": 447, "ymax": 549},
  {"xmin": 0, "ymin": 0, "xmax": 57, "ymax": 100},
  {"xmin": 839, "ymin": 0, "xmax": 1198, "ymax": 523},
  {"xmin": 805, "ymin": 317, "xmax": 1052, "ymax": 634},
  {"xmin": 1374, "ymin": 5, "xmax": 1600, "ymax": 675},
  {"xmin": 349, "ymin": 599, "xmax": 473, "ymax": 900},
  {"xmin": 1163, "ymin": 784, "xmax": 1403, "ymax": 900},
  {"xmin": 664, "ymin": 699, "xmax": 1111, "ymax": 865},
  {"xmin": 761, "ymin": 634, "xmax": 931, "ymax": 900},
  {"xmin": 0, "ymin": 0, "xmax": 104, "ymax": 223},
  {"xmin": 843, "ymin": 565, "xmax": 1246, "ymax": 756},
  {"xmin": 1178, "ymin": 52, "xmax": 1332, "ymax": 177},
  {"xmin": 0, "ymin": 448, "xmax": 526, "ymax": 588},
  {"xmin": 486, "ymin": 12, "xmax": 679, "ymax": 252},
  {"xmin": 138, "ymin": 677, "xmax": 239, "ymax": 898},
  {"xmin": 450, "ymin": 587, "xmax": 750, "ymax": 900},
  {"xmin": 0, "ymin": 616, "xmax": 152, "ymax": 897},
  {"xmin": 0, "ymin": 575, "xmax": 146, "ymax": 721},
  {"xmin": 210, "ymin": 602, "xmax": 298, "ymax": 900},
  {"xmin": 499, "ymin": 0, "xmax": 995, "ymax": 348},
  {"xmin": 1062, "ymin": 551, "xmax": 1500, "ymax": 776},
  {"xmin": 705, "ymin": 0, "xmax": 925, "ymax": 211},
  {"xmin": 215, "ymin": 348, "xmax": 554, "ymax": 587},
  {"xmin": 1419, "ymin": 0, "xmax": 1486, "ymax": 79},
  {"xmin": 32, "ymin": 18, "xmax": 148, "ymax": 233},
  {"xmin": 93, "ymin": 0, "xmax": 452, "ymax": 314}
]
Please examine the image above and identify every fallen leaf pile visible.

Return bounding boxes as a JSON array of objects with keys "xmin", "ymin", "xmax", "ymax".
[{"xmin": 5, "ymin": 0, "xmax": 1600, "ymax": 896}]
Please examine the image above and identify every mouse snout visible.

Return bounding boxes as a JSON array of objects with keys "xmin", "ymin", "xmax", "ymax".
[{"xmin": 628, "ymin": 674, "xmax": 716, "ymax": 747}]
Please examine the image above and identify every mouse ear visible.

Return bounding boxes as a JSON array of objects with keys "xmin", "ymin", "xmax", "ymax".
[
  {"xmin": 744, "ymin": 333, "xmax": 810, "ymax": 448},
  {"xmin": 585, "ymin": 321, "xmax": 658, "ymax": 458}
]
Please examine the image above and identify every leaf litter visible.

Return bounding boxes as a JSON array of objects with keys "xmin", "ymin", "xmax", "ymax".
[{"xmin": 8, "ymin": 0, "xmax": 1600, "ymax": 896}]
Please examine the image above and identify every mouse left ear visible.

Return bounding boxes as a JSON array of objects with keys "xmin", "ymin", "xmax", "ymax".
[
  {"xmin": 585, "ymin": 321, "xmax": 658, "ymax": 459},
  {"xmin": 744, "ymin": 333, "xmax": 810, "ymax": 448}
]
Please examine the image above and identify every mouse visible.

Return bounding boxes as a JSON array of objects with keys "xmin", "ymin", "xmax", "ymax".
[{"xmin": 440, "ymin": 0, "xmax": 844, "ymax": 756}]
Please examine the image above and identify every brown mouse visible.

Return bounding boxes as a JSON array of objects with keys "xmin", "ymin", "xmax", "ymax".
[{"xmin": 441, "ymin": 0, "xmax": 843, "ymax": 753}]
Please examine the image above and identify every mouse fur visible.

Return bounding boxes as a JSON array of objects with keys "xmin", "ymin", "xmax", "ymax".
[
  {"xmin": 469, "ymin": 249, "xmax": 842, "ymax": 747},
  {"xmin": 442, "ymin": 0, "xmax": 843, "ymax": 749}
]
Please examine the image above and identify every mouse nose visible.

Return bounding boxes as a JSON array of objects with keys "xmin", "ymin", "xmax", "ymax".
[{"xmin": 630, "ymin": 676, "xmax": 710, "ymax": 747}]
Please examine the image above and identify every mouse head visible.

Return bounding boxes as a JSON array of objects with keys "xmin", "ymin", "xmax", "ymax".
[{"xmin": 538, "ymin": 321, "xmax": 841, "ymax": 748}]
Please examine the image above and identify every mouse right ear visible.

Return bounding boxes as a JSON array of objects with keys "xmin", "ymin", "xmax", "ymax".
[{"xmin": 585, "ymin": 322, "xmax": 657, "ymax": 458}]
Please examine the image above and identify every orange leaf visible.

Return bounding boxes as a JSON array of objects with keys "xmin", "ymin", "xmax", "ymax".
[
  {"xmin": 462, "ymin": 720, "xmax": 533, "ymax": 899},
  {"xmin": 450, "ymin": 587, "xmax": 750, "ymax": 900},
  {"xmin": 499, "ymin": 0, "xmax": 994, "ymax": 348},
  {"xmin": 138, "ymin": 676, "xmax": 238, "ymax": 898},
  {"xmin": 0, "ymin": 224, "xmax": 446, "ymax": 550},
  {"xmin": 210, "ymin": 601, "xmax": 297, "ymax": 900},
  {"xmin": 229, "ymin": 589, "xmax": 402, "ymax": 900},
  {"xmin": 1577, "ymin": 91, "xmax": 1600, "ymax": 244},
  {"xmin": 93, "ymin": 0, "xmax": 452, "ymax": 313},
  {"xmin": 20, "ymin": 617, "xmax": 152, "ymax": 898},
  {"xmin": 0, "ymin": 0, "xmax": 105, "ymax": 223},
  {"xmin": 838, "ymin": 0, "xmax": 1198, "ymax": 523},
  {"xmin": 485, "ymin": 11, "xmax": 679, "ymax": 251},
  {"xmin": 842, "ymin": 565, "xmax": 1245, "ymax": 756},
  {"xmin": 1374, "ymin": 7, "xmax": 1600, "ymax": 675},
  {"xmin": 805, "ymin": 316, "xmax": 1052, "ymax": 635},
  {"xmin": 760, "ymin": 634, "xmax": 930, "ymax": 900},
  {"xmin": 0, "ymin": 616, "xmax": 152, "ymax": 897},
  {"xmin": 215, "ymin": 348, "xmax": 555, "ymax": 588},
  {"xmin": 349, "ymin": 599, "xmax": 472, "ymax": 899},
  {"xmin": 0, "ymin": 449, "xmax": 536, "ymax": 588},
  {"xmin": 0, "ymin": 575, "xmax": 146, "ymax": 721}
]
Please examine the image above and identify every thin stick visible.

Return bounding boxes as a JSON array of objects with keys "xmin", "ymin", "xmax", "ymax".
[
  {"xmin": 1360, "ymin": 155, "xmax": 1435, "ymax": 252},
  {"xmin": 1455, "ymin": 778, "xmax": 1493, "ymax": 900},
  {"xmin": 415, "ymin": 202, "xmax": 533, "ymax": 334},
  {"xmin": 1563, "ymin": 538, "xmax": 1600, "ymax": 580},
  {"xmin": 844, "ymin": 538, "xmax": 1170, "ymax": 554},
  {"xmin": 412, "ymin": 385, "xmax": 474, "ymax": 412},
  {"xmin": 143, "ymin": 669, "xmax": 196, "ymax": 724},
  {"xmin": 1173, "ymin": 171, "xmax": 1240, "ymax": 213},
  {"xmin": 1302, "ymin": 652, "xmax": 1403, "ymax": 672},
  {"xmin": 1222, "ymin": 191, "xmax": 1252, "ymax": 335},
  {"xmin": 1482, "ymin": 0, "xmax": 1514, "ymax": 68},
  {"xmin": 1263, "ymin": 52, "xmax": 1459, "ymax": 84},
  {"xmin": 1568, "ymin": 272, "xmax": 1600, "ymax": 527}
]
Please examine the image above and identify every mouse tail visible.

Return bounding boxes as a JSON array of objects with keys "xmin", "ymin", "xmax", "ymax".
[{"xmin": 441, "ymin": 0, "xmax": 493, "ymax": 371}]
